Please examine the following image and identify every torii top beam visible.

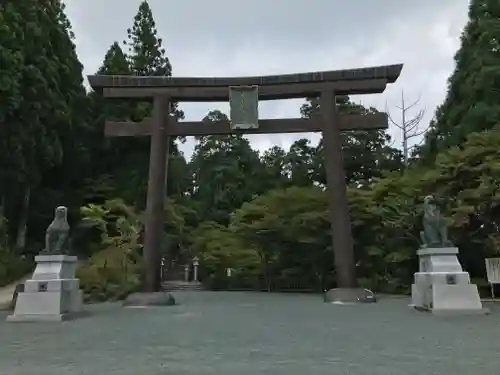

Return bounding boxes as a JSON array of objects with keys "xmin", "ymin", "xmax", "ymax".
[{"xmin": 87, "ymin": 64, "xmax": 403, "ymax": 101}]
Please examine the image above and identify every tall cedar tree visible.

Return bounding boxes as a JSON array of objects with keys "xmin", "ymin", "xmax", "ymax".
[
  {"xmin": 40, "ymin": 0, "xmax": 89, "ymax": 189},
  {"xmin": 124, "ymin": 1, "xmax": 189, "ymax": 200},
  {"xmin": 86, "ymin": 42, "xmax": 153, "ymax": 206},
  {"xmin": 0, "ymin": 2, "xmax": 24, "ymax": 208},
  {"xmin": 92, "ymin": 42, "xmax": 135, "ymax": 167},
  {"xmin": 85, "ymin": 1, "xmax": 190, "ymax": 208},
  {"xmin": 124, "ymin": 0, "xmax": 183, "ymax": 119},
  {"xmin": 418, "ymin": 0, "xmax": 500, "ymax": 163},
  {"xmin": 0, "ymin": 0, "xmax": 87, "ymax": 249}
]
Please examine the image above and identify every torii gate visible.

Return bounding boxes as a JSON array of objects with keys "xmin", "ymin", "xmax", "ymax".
[{"xmin": 88, "ymin": 64, "xmax": 403, "ymax": 295}]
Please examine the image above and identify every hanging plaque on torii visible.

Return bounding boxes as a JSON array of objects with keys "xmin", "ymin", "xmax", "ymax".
[{"xmin": 229, "ymin": 85, "xmax": 259, "ymax": 129}]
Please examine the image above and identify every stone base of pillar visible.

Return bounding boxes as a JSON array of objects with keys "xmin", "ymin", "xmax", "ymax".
[{"xmin": 324, "ymin": 288, "xmax": 377, "ymax": 303}]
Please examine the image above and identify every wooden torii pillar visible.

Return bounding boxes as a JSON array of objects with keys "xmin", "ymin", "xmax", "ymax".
[{"xmin": 88, "ymin": 64, "xmax": 403, "ymax": 294}]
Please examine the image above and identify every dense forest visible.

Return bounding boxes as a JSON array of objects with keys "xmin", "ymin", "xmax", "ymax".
[{"xmin": 1, "ymin": 0, "xmax": 499, "ymax": 302}]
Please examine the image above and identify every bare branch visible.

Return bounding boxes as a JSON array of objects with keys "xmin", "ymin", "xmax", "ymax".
[
  {"xmin": 407, "ymin": 127, "xmax": 429, "ymax": 139},
  {"xmin": 406, "ymin": 120, "xmax": 422, "ymax": 133},
  {"xmin": 407, "ymin": 122, "xmax": 424, "ymax": 134},
  {"xmin": 412, "ymin": 109, "xmax": 425, "ymax": 121},
  {"xmin": 410, "ymin": 109, "xmax": 425, "ymax": 122},
  {"xmin": 389, "ymin": 114, "xmax": 403, "ymax": 130},
  {"xmin": 385, "ymin": 101, "xmax": 404, "ymax": 130},
  {"xmin": 405, "ymin": 116, "xmax": 421, "ymax": 131},
  {"xmin": 404, "ymin": 94, "xmax": 422, "ymax": 111},
  {"xmin": 386, "ymin": 90, "xmax": 429, "ymax": 167},
  {"xmin": 407, "ymin": 109, "xmax": 427, "ymax": 136}
]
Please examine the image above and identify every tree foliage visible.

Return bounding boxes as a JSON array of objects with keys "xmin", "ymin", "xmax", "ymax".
[
  {"xmin": 190, "ymin": 110, "xmax": 267, "ymax": 225},
  {"xmin": 417, "ymin": 0, "xmax": 500, "ymax": 162},
  {"xmin": 301, "ymin": 97, "xmax": 403, "ymax": 186},
  {"xmin": 76, "ymin": 199, "xmax": 143, "ymax": 302}
]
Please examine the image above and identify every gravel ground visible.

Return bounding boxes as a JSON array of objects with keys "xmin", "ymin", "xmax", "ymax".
[{"xmin": 1, "ymin": 291, "xmax": 499, "ymax": 375}]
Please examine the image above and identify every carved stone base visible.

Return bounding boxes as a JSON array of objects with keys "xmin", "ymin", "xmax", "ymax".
[
  {"xmin": 324, "ymin": 288, "xmax": 377, "ymax": 303},
  {"xmin": 411, "ymin": 247, "xmax": 487, "ymax": 315},
  {"xmin": 123, "ymin": 292, "xmax": 176, "ymax": 307},
  {"xmin": 7, "ymin": 255, "xmax": 84, "ymax": 323}
]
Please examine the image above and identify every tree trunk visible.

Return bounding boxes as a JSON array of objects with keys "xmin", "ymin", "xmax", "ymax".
[
  {"xmin": 0, "ymin": 195, "xmax": 5, "ymax": 218},
  {"xmin": 15, "ymin": 186, "xmax": 31, "ymax": 251}
]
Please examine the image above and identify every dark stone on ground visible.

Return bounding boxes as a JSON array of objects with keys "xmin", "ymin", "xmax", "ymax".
[
  {"xmin": 122, "ymin": 292, "xmax": 176, "ymax": 307},
  {"xmin": 324, "ymin": 287, "xmax": 377, "ymax": 303}
]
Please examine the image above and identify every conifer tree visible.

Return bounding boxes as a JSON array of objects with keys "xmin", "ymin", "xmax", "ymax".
[
  {"xmin": 95, "ymin": 42, "xmax": 133, "ymax": 121},
  {"xmin": 124, "ymin": 0, "xmax": 188, "ymax": 197},
  {"xmin": 99, "ymin": 42, "xmax": 131, "ymax": 75},
  {"xmin": 124, "ymin": 0, "xmax": 183, "ymax": 119},
  {"xmin": 87, "ymin": 41, "xmax": 150, "ymax": 206},
  {"xmin": 418, "ymin": 0, "xmax": 500, "ymax": 162},
  {"xmin": 0, "ymin": 0, "xmax": 87, "ymax": 249}
]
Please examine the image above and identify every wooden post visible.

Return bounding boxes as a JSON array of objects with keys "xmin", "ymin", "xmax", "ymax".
[
  {"xmin": 320, "ymin": 90, "xmax": 357, "ymax": 289},
  {"xmin": 143, "ymin": 95, "xmax": 170, "ymax": 292}
]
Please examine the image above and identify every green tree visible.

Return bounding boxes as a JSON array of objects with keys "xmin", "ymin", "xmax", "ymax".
[
  {"xmin": 231, "ymin": 186, "xmax": 333, "ymax": 291},
  {"xmin": 191, "ymin": 221, "xmax": 261, "ymax": 288},
  {"xmin": 124, "ymin": 0, "xmax": 183, "ymax": 119},
  {"xmin": 85, "ymin": 41, "xmax": 151, "ymax": 206},
  {"xmin": 122, "ymin": 0, "xmax": 189, "ymax": 201},
  {"xmin": 0, "ymin": 0, "xmax": 88, "ymax": 252},
  {"xmin": 417, "ymin": 0, "xmax": 500, "ymax": 162},
  {"xmin": 190, "ymin": 110, "xmax": 267, "ymax": 225},
  {"xmin": 301, "ymin": 97, "xmax": 403, "ymax": 186},
  {"xmin": 285, "ymin": 139, "xmax": 319, "ymax": 186},
  {"xmin": 365, "ymin": 127, "xmax": 500, "ymax": 289},
  {"xmin": 419, "ymin": 129, "xmax": 500, "ymax": 275},
  {"xmin": 85, "ymin": 1, "xmax": 191, "ymax": 207},
  {"xmin": 77, "ymin": 199, "xmax": 143, "ymax": 301},
  {"xmin": 0, "ymin": 3, "xmax": 24, "ymax": 215},
  {"xmin": 261, "ymin": 146, "xmax": 290, "ymax": 190}
]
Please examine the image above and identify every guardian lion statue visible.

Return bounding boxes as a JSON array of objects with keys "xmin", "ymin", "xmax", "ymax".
[
  {"xmin": 40, "ymin": 206, "xmax": 70, "ymax": 255},
  {"xmin": 420, "ymin": 195, "xmax": 453, "ymax": 248}
]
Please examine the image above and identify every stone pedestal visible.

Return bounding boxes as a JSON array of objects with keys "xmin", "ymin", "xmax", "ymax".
[
  {"xmin": 411, "ymin": 247, "xmax": 487, "ymax": 315},
  {"xmin": 7, "ymin": 255, "xmax": 83, "ymax": 322}
]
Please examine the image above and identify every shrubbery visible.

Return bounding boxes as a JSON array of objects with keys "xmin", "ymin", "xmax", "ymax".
[
  {"xmin": 77, "ymin": 246, "xmax": 141, "ymax": 302},
  {"xmin": 76, "ymin": 199, "xmax": 143, "ymax": 302}
]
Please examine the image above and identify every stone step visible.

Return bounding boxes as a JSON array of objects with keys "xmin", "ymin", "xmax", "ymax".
[{"xmin": 161, "ymin": 281, "xmax": 204, "ymax": 291}]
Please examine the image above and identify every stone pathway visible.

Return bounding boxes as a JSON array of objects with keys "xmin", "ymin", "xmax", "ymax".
[{"xmin": 1, "ymin": 291, "xmax": 499, "ymax": 375}]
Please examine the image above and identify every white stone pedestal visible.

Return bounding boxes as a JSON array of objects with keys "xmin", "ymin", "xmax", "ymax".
[
  {"xmin": 411, "ymin": 247, "xmax": 487, "ymax": 315},
  {"xmin": 7, "ymin": 255, "xmax": 83, "ymax": 322}
]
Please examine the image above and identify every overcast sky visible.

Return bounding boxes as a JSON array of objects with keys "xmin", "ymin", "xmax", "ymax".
[{"xmin": 65, "ymin": 0, "xmax": 469, "ymax": 159}]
